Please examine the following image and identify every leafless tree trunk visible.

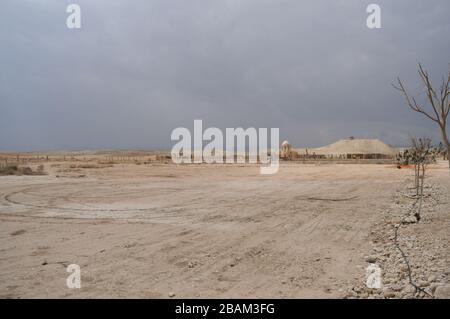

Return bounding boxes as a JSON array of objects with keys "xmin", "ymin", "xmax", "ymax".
[
  {"xmin": 393, "ymin": 64, "xmax": 450, "ymax": 170},
  {"xmin": 441, "ymin": 124, "xmax": 450, "ymax": 167},
  {"xmin": 415, "ymin": 164, "xmax": 420, "ymax": 195}
]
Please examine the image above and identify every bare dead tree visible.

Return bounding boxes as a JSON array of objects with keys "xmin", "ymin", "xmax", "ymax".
[
  {"xmin": 393, "ymin": 64, "xmax": 450, "ymax": 170},
  {"xmin": 409, "ymin": 137, "xmax": 440, "ymax": 205}
]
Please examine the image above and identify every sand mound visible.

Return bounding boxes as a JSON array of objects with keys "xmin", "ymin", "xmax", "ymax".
[{"xmin": 311, "ymin": 138, "xmax": 398, "ymax": 156}]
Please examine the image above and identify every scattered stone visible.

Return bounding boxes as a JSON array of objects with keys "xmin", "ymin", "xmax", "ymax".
[
  {"xmin": 352, "ymin": 287, "xmax": 362, "ymax": 293},
  {"xmin": 391, "ymin": 284, "xmax": 403, "ymax": 292},
  {"xmin": 399, "ymin": 265, "xmax": 409, "ymax": 272},
  {"xmin": 383, "ymin": 288, "xmax": 396, "ymax": 298},
  {"xmin": 434, "ymin": 285, "xmax": 450, "ymax": 299},
  {"xmin": 360, "ymin": 292, "xmax": 369, "ymax": 298},
  {"xmin": 403, "ymin": 284, "xmax": 416, "ymax": 294},
  {"xmin": 430, "ymin": 283, "xmax": 442, "ymax": 294},
  {"xmin": 344, "ymin": 291, "xmax": 356, "ymax": 299},
  {"xmin": 365, "ymin": 256, "xmax": 377, "ymax": 263},
  {"xmin": 168, "ymin": 292, "xmax": 175, "ymax": 298},
  {"xmin": 402, "ymin": 216, "xmax": 417, "ymax": 224}
]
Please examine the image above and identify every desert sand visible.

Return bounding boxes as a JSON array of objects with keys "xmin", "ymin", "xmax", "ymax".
[{"xmin": 0, "ymin": 157, "xmax": 449, "ymax": 298}]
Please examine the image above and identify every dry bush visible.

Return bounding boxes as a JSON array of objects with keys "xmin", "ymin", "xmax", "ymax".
[
  {"xmin": 0, "ymin": 164, "xmax": 19, "ymax": 175},
  {"xmin": 69, "ymin": 164, "xmax": 113, "ymax": 169},
  {"xmin": 0, "ymin": 165, "xmax": 46, "ymax": 176},
  {"xmin": 20, "ymin": 167, "xmax": 34, "ymax": 175},
  {"xmin": 97, "ymin": 160, "xmax": 117, "ymax": 165}
]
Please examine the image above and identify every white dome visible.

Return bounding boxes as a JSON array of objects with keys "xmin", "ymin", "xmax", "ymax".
[{"xmin": 282, "ymin": 140, "xmax": 290, "ymax": 147}]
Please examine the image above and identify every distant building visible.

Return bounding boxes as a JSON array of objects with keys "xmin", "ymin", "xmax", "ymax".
[{"xmin": 280, "ymin": 141, "xmax": 292, "ymax": 159}]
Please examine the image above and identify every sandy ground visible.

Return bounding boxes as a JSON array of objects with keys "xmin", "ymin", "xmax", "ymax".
[{"xmin": 0, "ymin": 160, "xmax": 448, "ymax": 298}]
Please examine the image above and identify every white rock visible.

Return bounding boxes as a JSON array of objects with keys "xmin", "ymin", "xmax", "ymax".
[
  {"xmin": 383, "ymin": 288, "xmax": 396, "ymax": 298},
  {"xmin": 430, "ymin": 283, "xmax": 441, "ymax": 293},
  {"xmin": 434, "ymin": 285, "xmax": 450, "ymax": 299},
  {"xmin": 403, "ymin": 284, "xmax": 416, "ymax": 294}
]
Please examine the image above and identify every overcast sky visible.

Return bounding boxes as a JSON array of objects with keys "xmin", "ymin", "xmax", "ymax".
[{"xmin": 1, "ymin": 0, "xmax": 449, "ymax": 151}]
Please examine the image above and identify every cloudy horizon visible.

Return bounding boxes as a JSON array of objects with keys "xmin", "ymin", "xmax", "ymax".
[{"xmin": 1, "ymin": 0, "xmax": 449, "ymax": 151}]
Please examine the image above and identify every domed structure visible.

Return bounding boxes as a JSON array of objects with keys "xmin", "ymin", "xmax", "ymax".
[{"xmin": 281, "ymin": 141, "xmax": 292, "ymax": 159}]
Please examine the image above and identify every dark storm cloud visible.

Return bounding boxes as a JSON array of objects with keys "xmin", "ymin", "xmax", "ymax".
[{"xmin": 1, "ymin": 0, "xmax": 449, "ymax": 150}]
